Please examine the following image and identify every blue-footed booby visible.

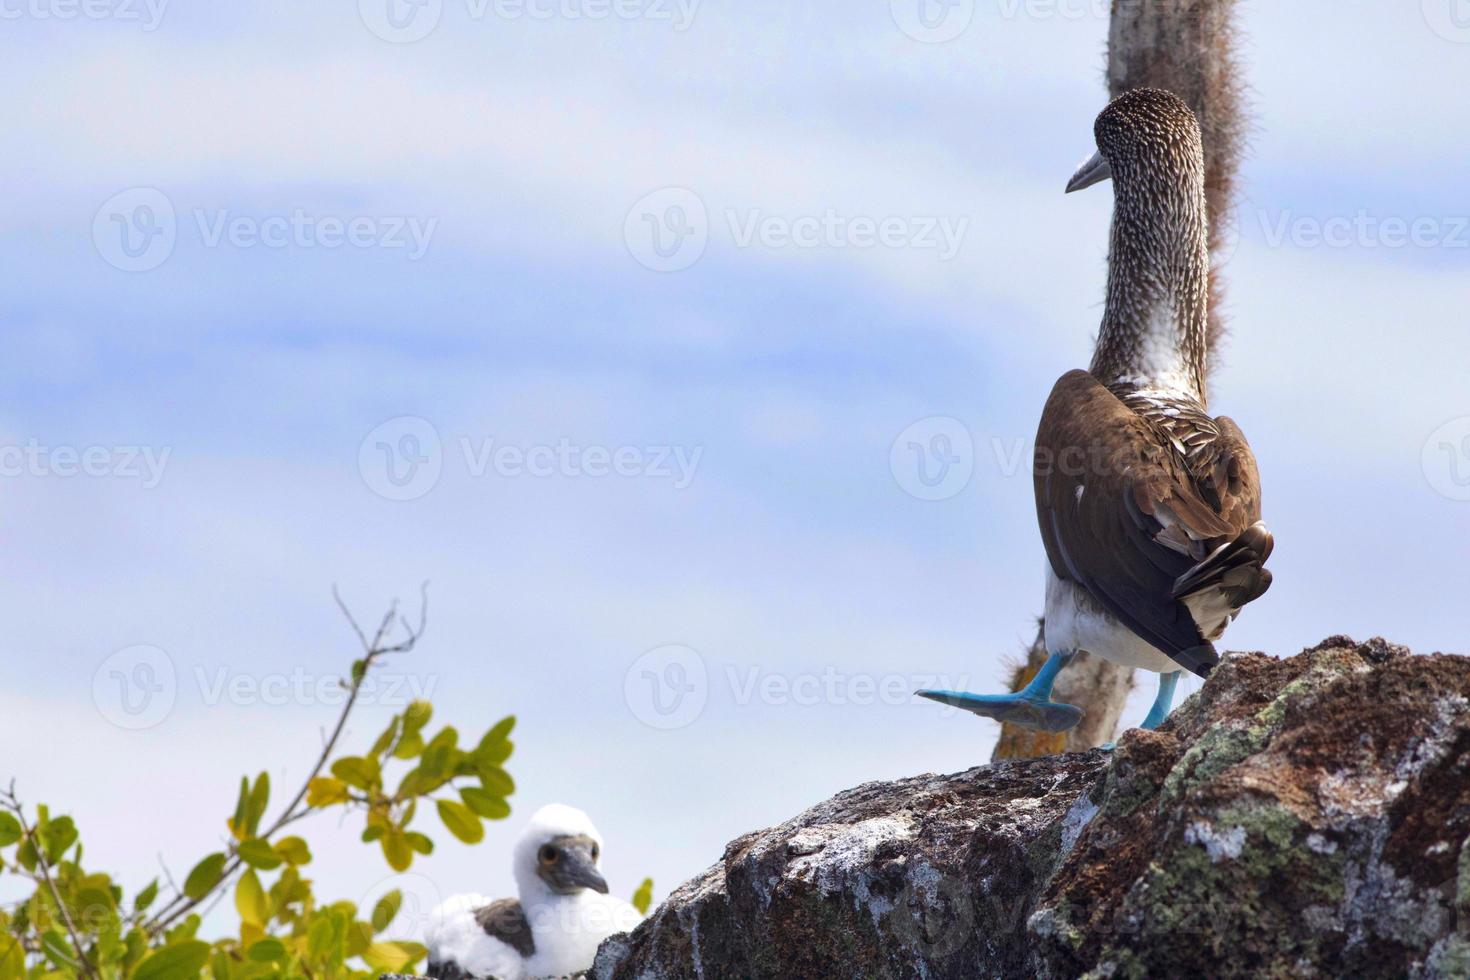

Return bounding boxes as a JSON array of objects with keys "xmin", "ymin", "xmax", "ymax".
[
  {"xmin": 425, "ymin": 804, "xmax": 642, "ymax": 980},
  {"xmin": 920, "ymin": 88, "xmax": 1273, "ymax": 735}
]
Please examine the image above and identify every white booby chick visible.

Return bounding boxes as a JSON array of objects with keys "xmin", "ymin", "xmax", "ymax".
[{"xmin": 425, "ymin": 804, "xmax": 642, "ymax": 980}]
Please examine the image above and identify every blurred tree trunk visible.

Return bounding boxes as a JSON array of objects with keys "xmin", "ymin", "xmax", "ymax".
[{"xmin": 992, "ymin": 0, "xmax": 1245, "ymax": 760}]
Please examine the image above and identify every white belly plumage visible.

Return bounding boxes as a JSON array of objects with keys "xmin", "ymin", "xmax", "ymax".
[{"xmin": 1043, "ymin": 565, "xmax": 1181, "ymax": 674}]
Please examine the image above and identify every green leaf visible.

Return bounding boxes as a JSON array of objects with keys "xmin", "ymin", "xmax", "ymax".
[
  {"xmin": 476, "ymin": 715, "xmax": 516, "ymax": 763},
  {"xmin": 370, "ymin": 890, "xmax": 402, "ymax": 933},
  {"xmin": 237, "ymin": 838, "xmax": 282, "ymax": 870},
  {"xmin": 247, "ymin": 938, "xmax": 288, "ymax": 963},
  {"xmin": 460, "ymin": 788, "xmax": 511, "ymax": 820},
  {"xmin": 274, "ymin": 835, "xmax": 312, "ymax": 866},
  {"xmin": 436, "ymin": 800, "xmax": 484, "ymax": 844},
  {"xmin": 406, "ymin": 832, "xmax": 434, "ymax": 855},
  {"xmin": 361, "ymin": 941, "xmax": 426, "ymax": 973},
  {"xmin": 41, "ymin": 815, "xmax": 78, "ymax": 863},
  {"xmin": 632, "ymin": 877, "xmax": 654, "ymax": 916},
  {"xmin": 0, "ymin": 812, "xmax": 22, "ymax": 847},
  {"xmin": 133, "ymin": 940, "xmax": 211, "ymax": 980},
  {"xmin": 477, "ymin": 764, "xmax": 516, "ymax": 797},
  {"xmin": 307, "ymin": 916, "xmax": 336, "ymax": 961},
  {"xmin": 421, "ymin": 727, "xmax": 460, "ymax": 778},
  {"xmin": 330, "ymin": 756, "xmax": 380, "ymax": 791},
  {"xmin": 402, "ymin": 700, "xmax": 433, "ymax": 734},
  {"xmin": 246, "ymin": 772, "xmax": 270, "ymax": 836},
  {"xmin": 39, "ymin": 931, "xmax": 76, "ymax": 971},
  {"xmin": 134, "ymin": 878, "xmax": 160, "ymax": 914},
  {"xmin": 229, "ymin": 776, "xmax": 250, "ymax": 840},
  {"xmin": 182, "ymin": 852, "xmax": 227, "ymax": 900},
  {"xmin": 380, "ymin": 830, "xmax": 412, "ymax": 872},
  {"xmin": 306, "ymin": 777, "xmax": 350, "ymax": 807},
  {"xmin": 370, "ymin": 717, "xmax": 401, "ymax": 758},
  {"xmin": 392, "ymin": 731, "xmax": 425, "ymax": 759},
  {"xmin": 235, "ymin": 869, "xmax": 268, "ymax": 927}
]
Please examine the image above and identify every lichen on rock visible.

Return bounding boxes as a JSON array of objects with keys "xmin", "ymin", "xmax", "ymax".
[{"xmin": 591, "ymin": 638, "xmax": 1470, "ymax": 980}]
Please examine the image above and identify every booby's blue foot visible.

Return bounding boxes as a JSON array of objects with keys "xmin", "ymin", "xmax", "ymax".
[
  {"xmin": 918, "ymin": 650, "xmax": 1083, "ymax": 734},
  {"xmin": 1140, "ymin": 671, "xmax": 1182, "ymax": 731}
]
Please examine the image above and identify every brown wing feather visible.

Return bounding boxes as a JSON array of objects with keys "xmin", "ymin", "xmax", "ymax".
[{"xmin": 1034, "ymin": 370, "xmax": 1271, "ymax": 673}]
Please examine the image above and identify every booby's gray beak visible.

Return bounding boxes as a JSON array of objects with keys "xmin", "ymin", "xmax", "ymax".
[
  {"xmin": 1065, "ymin": 150, "xmax": 1113, "ymax": 194},
  {"xmin": 540, "ymin": 837, "xmax": 609, "ymax": 895},
  {"xmin": 560, "ymin": 849, "xmax": 609, "ymax": 894}
]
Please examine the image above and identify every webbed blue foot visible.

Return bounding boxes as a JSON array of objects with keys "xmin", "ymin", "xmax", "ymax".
[
  {"xmin": 916, "ymin": 690, "xmax": 1084, "ymax": 732},
  {"xmin": 917, "ymin": 650, "xmax": 1083, "ymax": 734}
]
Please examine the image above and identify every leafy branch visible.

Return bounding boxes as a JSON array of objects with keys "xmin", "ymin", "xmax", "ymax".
[
  {"xmin": 0, "ymin": 586, "xmax": 524, "ymax": 979},
  {"xmin": 141, "ymin": 586, "xmax": 429, "ymax": 939},
  {"xmin": 0, "ymin": 785, "xmax": 98, "ymax": 980}
]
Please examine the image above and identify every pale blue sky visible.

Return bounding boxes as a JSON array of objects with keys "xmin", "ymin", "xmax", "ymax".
[{"xmin": 1, "ymin": 0, "xmax": 1467, "ymax": 939}]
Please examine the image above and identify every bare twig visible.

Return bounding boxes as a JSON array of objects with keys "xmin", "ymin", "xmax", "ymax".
[
  {"xmin": 1, "ymin": 784, "xmax": 100, "ymax": 980},
  {"xmin": 142, "ymin": 587, "xmax": 428, "ymax": 938}
]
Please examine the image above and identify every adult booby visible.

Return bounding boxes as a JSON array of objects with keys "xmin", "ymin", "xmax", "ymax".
[
  {"xmin": 921, "ymin": 88, "xmax": 1273, "ymax": 735},
  {"xmin": 425, "ymin": 804, "xmax": 642, "ymax": 980}
]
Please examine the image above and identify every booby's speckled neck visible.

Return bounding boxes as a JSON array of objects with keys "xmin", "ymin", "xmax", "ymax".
[{"xmin": 1090, "ymin": 119, "xmax": 1210, "ymax": 402}]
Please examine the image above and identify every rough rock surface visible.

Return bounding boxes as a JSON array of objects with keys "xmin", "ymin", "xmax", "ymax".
[{"xmin": 590, "ymin": 638, "xmax": 1470, "ymax": 980}]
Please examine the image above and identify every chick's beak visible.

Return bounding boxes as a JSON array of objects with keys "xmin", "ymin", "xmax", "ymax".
[
  {"xmin": 559, "ymin": 845, "xmax": 609, "ymax": 895},
  {"xmin": 1066, "ymin": 150, "xmax": 1113, "ymax": 194}
]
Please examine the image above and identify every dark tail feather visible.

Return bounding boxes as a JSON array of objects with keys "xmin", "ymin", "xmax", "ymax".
[
  {"xmin": 1173, "ymin": 641, "xmax": 1219, "ymax": 679},
  {"xmin": 1172, "ymin": 521, "xmax": 1274, "ymax": 604}
]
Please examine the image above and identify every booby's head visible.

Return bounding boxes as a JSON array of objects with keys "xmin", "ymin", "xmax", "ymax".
[
  {"xmin": 1065, "ymin": 88, "xmax": 1204, "ymax": 196},
  {"xmin": 512, "ymin": 804, "xmax": 609, "ymax": 902}
]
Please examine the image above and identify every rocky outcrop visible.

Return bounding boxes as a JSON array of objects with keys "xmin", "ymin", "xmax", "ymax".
[{"xmin": 591, "ymin": 638, "xmax": 1470, "ymax": 979}]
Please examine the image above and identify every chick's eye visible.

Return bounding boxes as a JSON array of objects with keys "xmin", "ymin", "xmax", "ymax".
[
  {"xmin": 539, "ymin": 846, "xmax": 558, "ymax": 865},
  {"xmin": 590, "ymin": 845, "xmax": 600, "ymax": 861}
]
